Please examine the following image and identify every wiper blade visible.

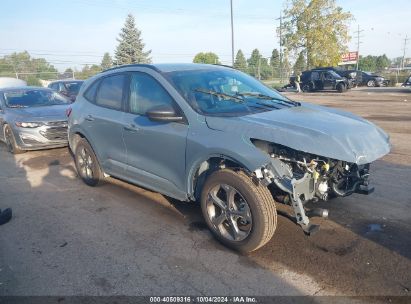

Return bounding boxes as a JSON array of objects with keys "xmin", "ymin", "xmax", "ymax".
[
  {"xmin": 238, "ymin": 92, "xmax": 300, "ymax": 106},
  {"xmin": 8, "ymin": 105, "xmax": 27, "ymax": 108},
  {"xmin": 254, "ymin": 101, "xmax": 281, "ymax": 109},
  {"xmin": 194, "ymin": 88, "xmax": 244, "ymax": 103}
]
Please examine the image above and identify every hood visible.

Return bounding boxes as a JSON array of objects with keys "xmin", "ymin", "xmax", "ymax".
[
  {"xmin": 205, "ymin": 102, "xmax": 390, "ymax": 165},
  {"xmin": 9, "ymin": 104, "xmax": 69, "ymax": 122}
]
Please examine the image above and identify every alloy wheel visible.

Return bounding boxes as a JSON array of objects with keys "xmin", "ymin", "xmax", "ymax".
[
  {"xmin": 77, "ymin": 147, "xmax": 94, "ymax": 179},
  {"xmin": 205, "ymin": 184, "xmax": 252, "ymax": 242}
]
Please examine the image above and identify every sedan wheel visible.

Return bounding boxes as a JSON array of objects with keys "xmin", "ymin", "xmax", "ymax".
[
  {"xmin": 367, "ymin": 80, "xmax": 376, "ymax": 87},
  {"xmin": 4, "ymin": 125, "xmax": 24, "ymax": 154}
]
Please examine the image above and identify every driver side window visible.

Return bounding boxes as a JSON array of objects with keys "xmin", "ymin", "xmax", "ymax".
[{"xmin": 129, "ymin": 73, "xmax": 175, "ymax": 115}]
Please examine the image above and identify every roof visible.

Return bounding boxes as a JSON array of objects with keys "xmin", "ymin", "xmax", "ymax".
[
  {"xmin": 48, "ymin": 79, "xmax": 84, "ymax": 84},
  {"xmin": 0, "ymin": 86, "xmax": 52, "ymax": 92},
  {"xmin": 104, "ymin": 63, "xmax": 233, "ymax": 73}
]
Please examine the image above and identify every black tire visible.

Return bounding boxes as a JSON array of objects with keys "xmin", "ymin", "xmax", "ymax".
[
  {"xmin": 337, "ymin": 83, "xmax": 346, "ymax": 93},
  {"xmin": 302, "ymin": 83, "xmax": 311, "ymax": 92},
  {"xmin": 4, "ymin": 125, "xmax": 25, "ymax": 154},
  {"xmin": 74, "ymin": 138, "xmax": 103, "ymax": 186},
  {"xmin": 367, "ymin": 80, "xmax": 375, "ymax": 87},
  {"xmin": 200, "ymin": 169, "xmax": 277, "ymax": 253}
]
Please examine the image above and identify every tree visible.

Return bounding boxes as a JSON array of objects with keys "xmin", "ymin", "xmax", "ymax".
[
  {"xmin": 192, "ymin": 52, "xmax": 220, "ymax": 64},
  {"xmin": 101, "ymin": 52, "xmax": 113, "ymax": 70},
  {"xmin": 75, "ymin": 65, "xmax": 102, "ymax": 80},
  {"xmin": 358, "ymin": 54, "xmax": 390, "ymax": 72},
  {"xmin": 0, "ymin": 51, "xmax": 58, "ymax": 82},
  {"xmin": 281, "ymin": 0, "xmax": 353, "ymax": 69},
  {"xmin": 247, "ymin": 49, "xmax": 262, "ymax": 78},
  {"xmin": 115, "ymin": 14, "xmax": 151, "ymax": 65},
  {"xmin": 270, "ymin": 49, "xmax": 280, "ymax": 68},
  {"xmin": 293, "ymin": 51, "xmax": 306, "ymax": 74},
  {"xmin": 234, "ymin": 50, "xmax": 247, "ymax": 72}
]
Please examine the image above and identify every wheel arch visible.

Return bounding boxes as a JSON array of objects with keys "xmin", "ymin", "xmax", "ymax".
[{"xmin": 187, "ymin": 154, "xmax": 256, "ymax": 202}]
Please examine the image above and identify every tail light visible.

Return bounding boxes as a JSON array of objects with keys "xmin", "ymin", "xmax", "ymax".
[{"xmin": 66, "ymin": 107, "xmax": 72, "ymax": 117}]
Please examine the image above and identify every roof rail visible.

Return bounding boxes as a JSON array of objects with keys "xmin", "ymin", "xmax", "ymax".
[
  {"xmin": 212, "ymin": 63, "xmax": 235, "ymax": 69},
  {"xmin": 103, "ymin": 64, "xmax": 160, "ymax": 73}
]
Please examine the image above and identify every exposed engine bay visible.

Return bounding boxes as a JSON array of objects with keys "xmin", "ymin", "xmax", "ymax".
[{"xmin": 252, "ymin": 139, "xmax": 374, "ymax": 234}]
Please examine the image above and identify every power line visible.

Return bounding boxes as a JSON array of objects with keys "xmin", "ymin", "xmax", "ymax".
[
  {"xmin": 401, "ymin": 35, "xmax": 409, "ymax": 70},
  {"xmin": 353, "ymin": 24, "xmax": 364, "ymax": 70},
  {"xmin": 276, "ymin": 14, "xmax": 283, "ymax": 84},
  {"xmin": 230, "ymin": 0, "xmax": 235, "ymax": 67}
]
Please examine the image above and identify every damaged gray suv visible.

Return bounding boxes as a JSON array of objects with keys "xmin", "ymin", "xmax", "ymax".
[{"xmin": 68, "ymin": 64, "xmax": 390, "ymax": 252}]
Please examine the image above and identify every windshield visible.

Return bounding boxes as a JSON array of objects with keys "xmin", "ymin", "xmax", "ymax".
[
  {"xmin": 165, "ymin": 68, "xmax": 296, "ymax": 116},
  {"xmin": 4, "ymin": 89, "xmax": 70, "ymax": 108},
  {"xmin": 64, "ymin": 81, "xmax": 83, "ymax": 94}
]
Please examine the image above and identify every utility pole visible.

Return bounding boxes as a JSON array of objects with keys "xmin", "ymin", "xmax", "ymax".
[
  {"xmin": 401, "ymin": 35, "xmax": 409, "ymax": 70},
  {"xmin": 230, "ymin": 0, "xmax": 235, "ymax": 67},
  {"xmin": 276, "ymin": 14, "xmax": 283, "ymax": 84},
  {"xmin": 354, "ymin": 24, "xmax": 364, "ymax": 70}
]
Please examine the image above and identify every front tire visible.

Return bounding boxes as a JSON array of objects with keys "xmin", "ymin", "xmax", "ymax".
[
  {"xmin": 4, "ymin": 125, "xmax": 24, "ymax": 154},
  {"xmin": 74, "ymin": 138, "xmax": 103, "ymax": 186},
  {"xmin": 201, "ymin": 169, "xmax": 277, "ymax": 253},
  {"xmin": 337, "ymin": 83, "xmax": 346, "ymax": 93},
  {"xmin": 367, "ymin": 80, "xmax": 376, "ymax": 87}
]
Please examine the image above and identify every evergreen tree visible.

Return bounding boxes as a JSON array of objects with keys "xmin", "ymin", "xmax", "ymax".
[
  {"xmin": 270, "ymin": 49, "xmax": 280, "ymax": 68},
  {"xmin": 115, "ymin": 14, "xmax": 151, "ymax": 65},
  {"xmin": 293, "ymin": 51, "xmax": 306, "ymax": 74},
  {"xmin": 101, "ymin": 52, "xmax": 113, "ymax": 70},
  {"xmin": 234, "ymin": 50, "xmax": 247, "ymax": 72},
  {"xmin": 270, "ymin": 49, "xmax": 280, "ymax": 78},
  {"xmin": 247, "ymin": 49, "xmax": 262, "ymax": 78}
]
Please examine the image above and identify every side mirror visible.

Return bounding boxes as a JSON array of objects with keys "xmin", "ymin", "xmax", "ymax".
[{"xmin": 146, "ymin": 104, "xmax": 184, "ymax": 123}]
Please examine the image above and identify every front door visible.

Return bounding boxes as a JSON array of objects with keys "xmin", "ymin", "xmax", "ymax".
[
  {"xmin": 122, "ymin": 72, "xmax": 188, "ymax": 199},
  {"xmin": 322, "ymin": 72, "xmax": 335, "ymax": 90}
]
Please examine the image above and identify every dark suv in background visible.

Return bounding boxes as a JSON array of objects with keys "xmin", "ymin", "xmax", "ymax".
[
  {"xmin": 48, "ymin": 80, "xmax": 84, "ymax": 102},
  {"xmin": 300, "ymin": 69, "xmax": 350, "ymax": 93},
  {"xmin": 314, "ymin": 68, "xmax": 386, "ymax": 87}
]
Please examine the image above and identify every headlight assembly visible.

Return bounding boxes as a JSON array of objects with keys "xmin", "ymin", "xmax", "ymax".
[{"xmin": 15, "ymin": 122, "xmax": 43, "ymax": 128}]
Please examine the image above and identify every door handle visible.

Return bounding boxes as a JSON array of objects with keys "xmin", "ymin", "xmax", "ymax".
[
  {"xmin": 85, "ymin": 115, "xmax": 94, "ymax": 122},
  {"xmin": 123, "ymin": 124, "xmax": 140, "ymax": 132}
]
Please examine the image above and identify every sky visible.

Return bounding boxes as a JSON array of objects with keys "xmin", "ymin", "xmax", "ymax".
[{"xmin": 0, "ymin": 0, "xmax": 410, "ymax": 71}]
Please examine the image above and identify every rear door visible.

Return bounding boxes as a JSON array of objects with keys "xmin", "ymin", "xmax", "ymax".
[
  {"xmin": 81, "ymin": 73, "xmax": 127, "ymax": 176},
  {"xmin": 122, "ymin": 71, "xmax": 188, "ymax": 199}
]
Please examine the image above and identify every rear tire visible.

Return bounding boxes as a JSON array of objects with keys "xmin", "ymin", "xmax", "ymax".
[
  {"xmin": 200, "ymin": 169, "xmax": 277, "ymax": 253},
  {"xmin": 302, "ymin": 84, "xmax": 311, "ymax": 92},
  {"xmin": 4, "ymin": 125, "xmax": 24, "ymax": 154},
  {"xmin": 74, "ymin": 138, "xmax": 103, "ymax": 186}
]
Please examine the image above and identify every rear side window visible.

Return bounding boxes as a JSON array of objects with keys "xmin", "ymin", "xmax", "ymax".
[
  {"xmin": 84, "ymin": 80, "xmax": 100, "ymax": 102},
  {"xmin": 95, "ymin": 74, "xmax": 126, "ymax": 110}
]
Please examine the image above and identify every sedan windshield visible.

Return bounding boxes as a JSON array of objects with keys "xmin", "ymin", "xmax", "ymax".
[
  {"xmin": 4, "ymin": 89, "xmax": 70, "ymax": 108},
  {"xmin": 165, "ymin": 68, "xmax": 297, "ymax": 116}
]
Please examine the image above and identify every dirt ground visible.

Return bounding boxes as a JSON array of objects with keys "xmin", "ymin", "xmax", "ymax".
[{"xmin": 0, "ymin": 87, "xmax": 410, "ymax": 299}]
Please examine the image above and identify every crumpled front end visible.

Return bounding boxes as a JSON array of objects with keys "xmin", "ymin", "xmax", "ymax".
[{"xmin": 252, "ymin": 140, "xmax": 381, "ymax": 234}]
